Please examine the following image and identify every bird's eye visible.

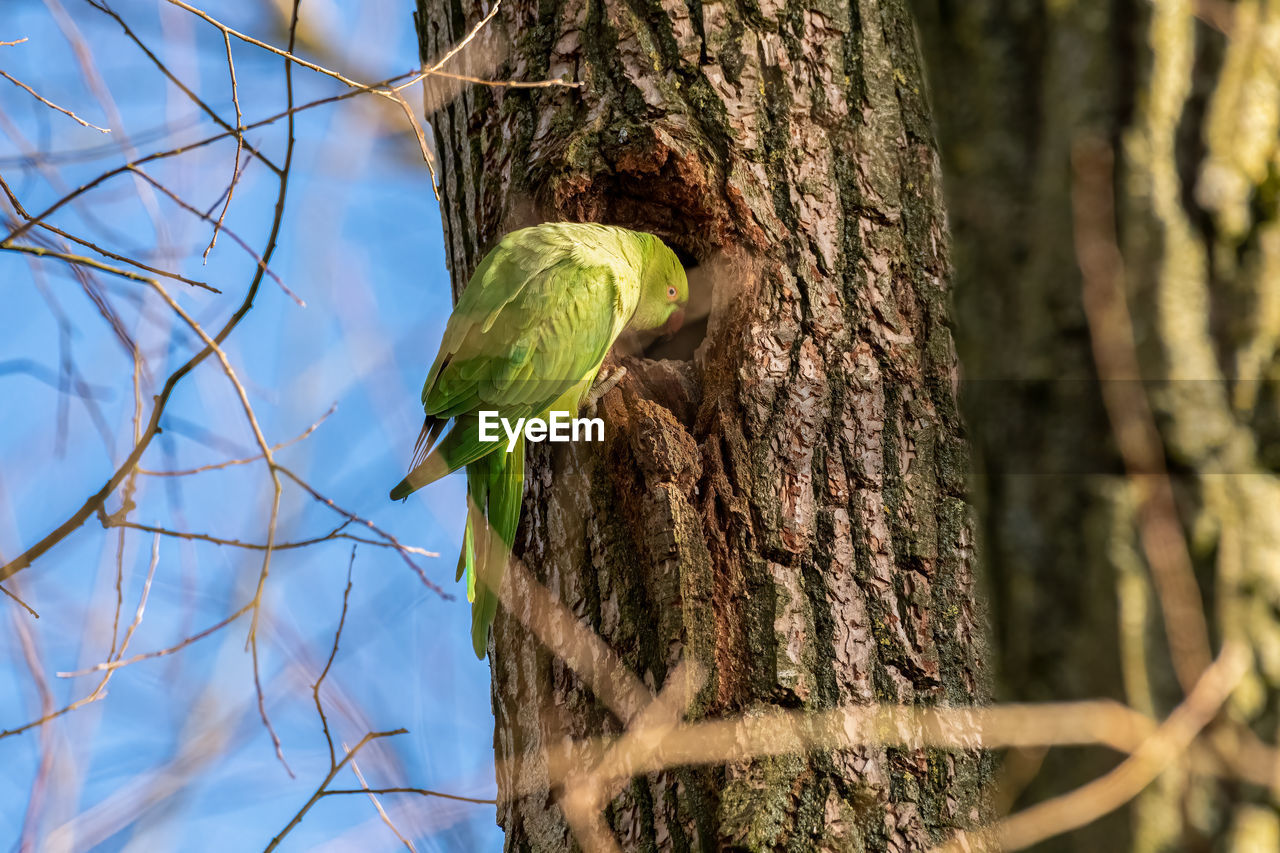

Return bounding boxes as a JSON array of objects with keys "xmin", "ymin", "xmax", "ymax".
[{"xmin": 667, "ymin": 286, "xmax": 678, "ymax": 300}]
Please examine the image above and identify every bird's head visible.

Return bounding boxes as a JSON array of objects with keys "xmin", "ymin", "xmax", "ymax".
[{"xmin": 630, "ymin": 234, "xmax": 688, "ymax": 338}]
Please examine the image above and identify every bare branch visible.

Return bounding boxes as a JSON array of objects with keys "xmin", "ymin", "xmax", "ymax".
[
  {"xmin": 321, "ymin": 787, "xmax": 497, "ymax": 805},
  {"xmin": 0, "ymin": 68, "xmax": 109, "ymax": 132},
  {"xmin": 279, "ymin": 467, "xmax": 449, "ymax": 597},
  {"xmin": 0, "ymin": 583, "xmax": 38, "ymax": 618},
  {"xmin": 138, "ymin": 404, "xmax": 337, "ymax": 476},
  {"xmin": 204, "ymin": 31, "xmax": 243, "ymax": 261},
  {"xmin": 934, "ymin": 644, "xmax": 1251, "ymax": 852},
  {"xmin": 83, "ymin": 0, "xmax": 282, "ymax": 175},
  {"xmin": 0, "ymin": 241, "xmax": 208, "ymax": 291},
  {"xmin": 1071, "ymin": 140, "xmax": 1214, "ymax": 692},
  {"xmin": 126, "ymin": 165, "xmax": 302, "ymax": 306},
  {"xmin": 262, "ymin": 729, "xmax": 409, "ymax": 853},
  {"xmin": 314, "ymin": 548, "xmax": 357, "ymax": 769},
  {"xmin": 0, "ymin": 5, "xmax": 302, "ymax": 584},
  {"xmin": 99, "ymin": 517, "xmax": 439, "ymax": 559},
  {"xmin": 58, "ymin": 601, "xmax": 255, "ymax": 679}
]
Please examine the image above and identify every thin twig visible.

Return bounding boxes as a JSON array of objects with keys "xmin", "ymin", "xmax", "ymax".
[
  {"xmin": 139, "ymin": 404, "xmax": 337, "ymax": 476},
  {"xmin": 2, "ymin": 532, "xmax": 161, "ymax": 741},
  {"xmin": 279, "ymin": 467, "xmax": 449, "ymax": 597},
  {"xmin": 57, "ymin": 601, "xmax": 254, "ymax": 678},
  {"xmin": 99, "ymin": 517, "xmax": 439, "ymax": 559},
  {"xmin": 137, "ymin": 264, "xmax": 288, "ymax": 675},
  {"xmin": 321, "ymin": 787, "xmax": 497, "ymax": 805},
  {"xmin": 0, "ymin": 69, "xmax": 109, "ymax": 132},
  {"xmin": 83, "ymin": 0, "xmax": 282, "ymax": 175},
  {"xmin": 415, "ymin": 0, "xmax": 503, "ymax": 79},
  {"xmin": 0, "ymin": 583, "xmax": 38, "ymax": 618},
  {"xmin": 314, "ymin": 548, "xmax": 357, "ymax": 769},
  {"xmin": 262, "ymin": 729, "xmax": 408, "ymax": 852},
  {"xmin": 1, "ymin": 173, "xmax": 216, "ymax": 289},
  {"xmin": 163, "ymin": 0, "xmax": 370, "ymax": 91},
  {"xmin": 398, "ymin": 68, "xmax": 579, "ymax": 92},
  {"xmin": 126, "ymin": 165, "xmax": 303, "ymax": 306},
  {"xmin": 0, "ymin": 241, "xmax": 211, "ymax": 291},
  {"xmin": 0, "ymin": 61, "xmax": 571, "ymax": 251},
  {"xmin": 388, "ymin": 90, "xmax": 439, "ymax": 200},
  {"xmin": 116, "ymin": 531, "xmax": 162, "ymax": 663},
  {"xmin": 392, "ymin": 0, "xmax": 578, "ymax": 94},
  {"xmin": 13, "ymin": 604, "xmax": 56, "ymax": 848},
  {"xmin": 204, "ymin": 31, "xmax": 243, "ymax": 261},
  {"xmin": 0, "ymin": 85, "xmax": 297, "ymax": 585},
  {"xmin": 249, "ymin": 0, "xmax": 304, "ymax": 776}
]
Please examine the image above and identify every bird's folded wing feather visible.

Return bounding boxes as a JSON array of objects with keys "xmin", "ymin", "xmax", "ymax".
[{"xmin": 420, "ymin": 244, "xmax": 626, "ymax": 423}]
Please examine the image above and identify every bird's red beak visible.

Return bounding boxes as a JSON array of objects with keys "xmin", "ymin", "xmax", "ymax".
[{"xmin": 663, "ymin": 308, "xmax": 685, "ymax": 338}]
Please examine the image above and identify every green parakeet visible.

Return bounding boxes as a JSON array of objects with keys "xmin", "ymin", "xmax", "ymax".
[{"xmin": 390, "ymin": 222, "xmax": 689, "ymax": 658}]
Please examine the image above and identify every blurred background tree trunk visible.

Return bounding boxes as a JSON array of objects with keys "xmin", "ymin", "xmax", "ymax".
[
  {"xmin": 913, "ymin": 1, "xmax": 1280, "ymax": 850},
  {"xmin": 416, "ymin": 0, "xmax": 992, "ymax": 848}
]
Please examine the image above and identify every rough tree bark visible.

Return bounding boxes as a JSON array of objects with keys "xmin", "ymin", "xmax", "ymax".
[
  {"xmin": 416, "ymin": 0, "xmax": 991, "ymax": 848},
  {"xmin": 913, "ymin": 1, "xmax": 1280, "ymax": 850}
]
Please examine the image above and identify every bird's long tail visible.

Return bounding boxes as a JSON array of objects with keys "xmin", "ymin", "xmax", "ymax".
[
  {"xmin": 390, "ymin": 414, "xmax": 493, "ymax": 501},
  {"xmin": 460, "ymin": 436, "xmax": 525, "ymax": 658}
]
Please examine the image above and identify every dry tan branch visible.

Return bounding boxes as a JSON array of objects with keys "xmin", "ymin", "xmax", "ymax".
[
  {"xmin": 281, "ymin": 467, "xmax": 448, "ymax": 596},
  {"xmin": 100, "ymin": 517, "xmax": 441, "ymax": 560},
  {"xmin": 314, "ymin": 548, "xmax": 357, "ymax": 769},
  {"xmin": 934, "ymin": 644, "xmax": 1250, "ymax": 852},
  {"xmin": 1071, "ymin": 139, "xmax": 1214, "ymax": 694},
  {"xmin": 1, "ymin": 171, "xmax": 217, "ymax": 290},
  {"xmin": 497, "ymin": 551, "xmax": 652, "ymax": 725},
  {"xmin": 126, "ymin": 165, "xmax": 302, "ymax": 305},
  {"xmin": 83, "ymin": 0, "xmax": 283, "ymax": 176},
  {"xmin": 348, "ymin": 756, "xmax": 418, "ymax": 853},
  {"xmin": 1, "ymin": 242, "xmax": 179, "ymax": 288}
]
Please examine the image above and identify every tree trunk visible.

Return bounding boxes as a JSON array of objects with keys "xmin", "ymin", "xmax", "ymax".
[
  {"xmin": 416, "ymin": 0, "xmax": 991, "ymax": 848},
  {"xmin": 913, "ymin": 1, "xmax": 1280, "ymax": 850}
]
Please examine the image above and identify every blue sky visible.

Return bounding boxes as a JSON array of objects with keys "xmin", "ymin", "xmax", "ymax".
[{"xmin": 1, "ymin": 1, "xmax": 502, "ymax": 849}]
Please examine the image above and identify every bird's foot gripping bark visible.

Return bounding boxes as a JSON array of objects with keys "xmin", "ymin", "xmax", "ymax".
[{"xmin": 584, "ymin": 366, "xmax": 627, "ymax": 417}]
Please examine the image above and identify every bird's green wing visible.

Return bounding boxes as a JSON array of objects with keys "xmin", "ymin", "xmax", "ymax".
[
  {"xmin": 421, "ymin": 224, "xmax": 634, "ymax": 414},
  {"xmin": 390, "ymin": 239, "xmax": 629, "ymax": 499},
  {"xmin": 425, "ymin": 258, "xmax": 622, "ymax": 421}
]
